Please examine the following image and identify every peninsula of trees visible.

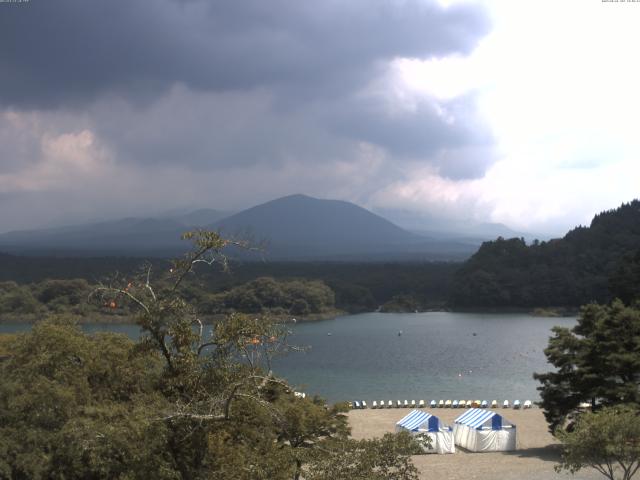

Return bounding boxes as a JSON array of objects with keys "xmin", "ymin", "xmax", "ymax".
[{"xmin": 449, "ymin": 200, "xmax": 640, "ymax": 309}]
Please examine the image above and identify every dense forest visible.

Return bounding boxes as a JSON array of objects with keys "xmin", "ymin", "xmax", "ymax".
[
  {"xmin": 0, "ymin": 277, "xmax": 340, "ymax": 323},
  {"xmin": 449, "ymin": 200, "xmax": 640, "ymax": 309},
  {"xmin": 0, "ymin": 260, "xmax": 459, "ymax": 322}
]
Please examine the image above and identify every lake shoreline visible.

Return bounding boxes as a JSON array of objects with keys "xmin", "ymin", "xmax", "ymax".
[
  {"xmin": 2, "ymin": 312, "xmax": 577, "ymax": 404},
  {"xmin": 0, "ymin": 305, "xmax": 579, "ymax": 325}
]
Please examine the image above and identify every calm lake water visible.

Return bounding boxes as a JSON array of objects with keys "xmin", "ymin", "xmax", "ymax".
[{"xmin": 1, "ymin": 312, "xmax": 574, "ymax": 403}]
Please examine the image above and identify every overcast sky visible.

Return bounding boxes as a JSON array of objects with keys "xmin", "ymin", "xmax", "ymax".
[{"xmin": 1, "ymin": 0, "xmax": 638, "ymax": 235}]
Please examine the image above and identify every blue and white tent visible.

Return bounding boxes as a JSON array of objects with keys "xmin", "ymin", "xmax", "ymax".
[
  {"xmin": 453, "ymin": 408, "xmax": 516, "ymax": 452},
  {"xmin": 396, "ymin": 410, "xmax": 455, "ymax": 454}
]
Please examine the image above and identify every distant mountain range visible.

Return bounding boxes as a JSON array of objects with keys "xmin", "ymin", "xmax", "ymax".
[
  {"xmin": 0, "ymin": 194, "xmax": 516, "ymax": 260},
  {"xmin": 372, "ymin": 207, "xmax": 539, "ymax": 242}
]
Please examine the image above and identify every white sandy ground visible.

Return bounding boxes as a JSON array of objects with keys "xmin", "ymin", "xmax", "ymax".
[{"xmin": 348, "ymin": 408, "xmax": 604, "ymax": 480}]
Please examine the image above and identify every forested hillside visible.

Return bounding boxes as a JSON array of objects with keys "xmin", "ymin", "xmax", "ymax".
[{"xmin": 449, "ymin": 200, "xmax": 640, "ymax": 308}]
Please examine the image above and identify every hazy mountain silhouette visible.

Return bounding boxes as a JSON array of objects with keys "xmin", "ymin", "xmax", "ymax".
[
  {"xmin": 168, "ymin": 208, "xmax": 231, "ymax": 227},
  {"xmin": 0, "ymin": 194, "xmax": 477, "ymax": 259},
  {"xmin": 209, "ymin": 194, "xmax": 475, "ymax": 260},
  {"xmin": 0, "ymin": 218, "xmax": 188, "ymax": 256}
]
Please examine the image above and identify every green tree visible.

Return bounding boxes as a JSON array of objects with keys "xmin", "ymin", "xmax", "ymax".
[
  {"xmin": 303, "ymin": 431, "xmax": 421, "ymax": 480},
  {"xmin": 0, "ymin": 318, "xmax": 169, "ymax": 479},
  {"xmin": 610, "ymin": 249, "xmax": 640, "ymax": 306},
  {"xmin": 93, "ymin": 230, "xmax": 420, "ymax": 479},
  {"xmin": 534, "ymin": 300, "xmax": 640, "ymax": 432},
  {"xmin": 0, "ymin": 231, "xmax": 422, "ymax": 479},
  {"xmin": 556, "ymin": 405, "xmax": 640, "ymax": 480}
]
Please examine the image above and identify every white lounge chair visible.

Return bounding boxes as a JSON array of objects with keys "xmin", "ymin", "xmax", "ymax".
[
  {"xmin": 513, "ymin": 400, "xmax": 521, "ymax": 409},
  {"xmin": 458, "ymin": 400, "xmax": 466, "ymax": 408},
  {"xmin": 524, "ymin": 400, "xmax": 532, "ymax": 409},
  {"xmin": 419, "ymin": 399, "xmax": 425, "ymax": 408},
  {"xmin": 388, "ymin": 400, "xmax": 394, "ymax": 409},
  {"xmin": 403, "ymin": 400, "xmax": 409, "ymax": 408},
  {"xmin": 445, "ymin": 400, "xmax": 452, "ymax": 408},
  {"xmin": 491, "ymin": 400, "xmax": 498, "ymax": 408},
  {"xmin": 481, "ymin": 400, "xmax": 488, "ymax": 408},
  {"xmin": 396, "ymin": 400, "xmax": 402, "ymax": 408},
  {"xmin": 503, "ymin": 400, "xmax": 510, "ymax": 408},
  {"xmin": 452, "ymin": 400, "xmax": 459, "ymax": 408},
  {"xmin": 354, "ymin": 401, "xmax": 360, "ymax": 409},
  {"xmin": 430, "ymin": 400, "xmax": 437, "ymax": 408},
  {"xmin": 466, "ymin": 400, "xmax": 473, "ymax": 408},
  {"xmin": 438, "ymin": 400, "xmax": 444, "ymax": 408},
  {"xmin": 411, "ymin": 400, "xmax": 416, "ymax": 408},
  {"xmin": 372, "ymin": 401, "xmax": 377, "ymax": 409}
]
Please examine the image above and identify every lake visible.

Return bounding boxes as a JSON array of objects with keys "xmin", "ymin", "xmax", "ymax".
[{"xmin": 1, "ymin": 312, "xmax": 574, "ymax": 404}]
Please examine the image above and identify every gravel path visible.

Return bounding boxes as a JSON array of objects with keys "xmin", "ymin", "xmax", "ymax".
[{"xmin": 348, "ymin": 408, "xmax": 602, "ymax": 480}]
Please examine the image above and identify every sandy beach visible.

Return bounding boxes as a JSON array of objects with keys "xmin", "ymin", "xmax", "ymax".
[{"xmin": 348, "ymin": 408, "xmax": 601, "ymax": 480}]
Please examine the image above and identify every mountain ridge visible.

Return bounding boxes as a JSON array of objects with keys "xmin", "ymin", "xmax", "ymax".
[{"xmin": 0, "ymin": 194, "xmax": 481, "ymax": 260}]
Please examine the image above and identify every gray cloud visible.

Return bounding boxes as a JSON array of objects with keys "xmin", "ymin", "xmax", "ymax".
[
  {"xmin": 0, "ymin": 0, "xmax": 495, "ymax": 231},
  {"xmin": 0, "ymin": 0, "xmax": 489, "ymax": 108}
]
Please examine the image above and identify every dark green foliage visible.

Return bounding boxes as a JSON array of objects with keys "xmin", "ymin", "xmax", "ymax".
[
  {"xmin": 380, "ymin": 294, "xmax": 421, "ymax": 313},
  {"xmin": 207, "ymin": 277, "xmax": 336, "ymax": 316},
  {"xmin": 0, "ymin": 284, "xmax": 41, "ymax": 315},
  {"xmin": 609, "ymin": 249, "xmax": 640, "ymax": 306},
  {"xmin": 450, "ymin": 200, "xmax": 640, "ymax": 308},
  {"xmin": 0, "ymin": 259, "xmax": 459, "ymax": 321},
  {"xmin": 303, "ymin": 431, "xmax": 422, "ymax": 480},
  {"xmin": 555, "ymin": 405, "xmax": 640, "ymax": 480},
  {"xmin": 0, "ymin": 319, "xmax": 170, "ymax": 480},
  {"xmin": 534, "ymin": 301, "xmax": 640, "ymax": 432}
]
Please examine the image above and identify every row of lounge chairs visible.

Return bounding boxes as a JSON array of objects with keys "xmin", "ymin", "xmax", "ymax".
[{"xmin": 351, "ymin": 399, "xmax": 533, "ymax": 409}]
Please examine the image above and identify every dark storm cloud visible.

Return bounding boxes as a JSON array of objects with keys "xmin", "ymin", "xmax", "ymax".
[
  {"xmin": 0, "ymin": 0, "xmax": 496, "ymax": 232},
  {"xmin": 0, "ymin": 0, "xmax": 490, "ymax": 108}
]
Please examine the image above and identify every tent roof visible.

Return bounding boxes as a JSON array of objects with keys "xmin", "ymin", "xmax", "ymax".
[
  {"xmin": 454, "ymin": 408, "xmax": 513, "ymax": 430},
  {"xmin": 397, "ymin": 410, "xmax": 441, "ymax": 432}
]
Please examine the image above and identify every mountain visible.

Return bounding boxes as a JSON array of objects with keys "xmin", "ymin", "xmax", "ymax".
[
  {"xmin": 373, "ymin": 207, "xmax": 540, "ymax": 243},
  {"xmin": 0, "ymin": 217, "xmax": 188, "ymax": 256},
  {"xmin": 209, "ymin": 194, "xmax": 476, "ymax": 260},
  {"xmin": 449, "ymin": 200, "xmax": 640, "ymax": 308},
  {"xmin": 0, "ymin": 195, "xmax": 479, "ymax": 260},
  {"xmin": 164, "ymin": 208, "xmax": 231, "ymax": 227}
]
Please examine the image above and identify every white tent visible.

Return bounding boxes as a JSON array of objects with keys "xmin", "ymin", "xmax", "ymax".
[
  {"xmin": 396, "ymin": 409, "xmax": 455, "ymax": 454},
  {"xmin": 453, "ymin": 408, "xmax": 516, "ymax": 452}
]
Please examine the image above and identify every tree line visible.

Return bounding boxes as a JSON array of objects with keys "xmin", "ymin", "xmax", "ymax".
[
  {"xmin": 450, "ymin": 200, "xmax": 640, "ymax": 309},
  {"xmin": 0, "ymin": 263, "xmax": 459, "ymax": 322}
]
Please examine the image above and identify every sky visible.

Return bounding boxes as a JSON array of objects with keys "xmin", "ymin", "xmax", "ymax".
[{"xmin": 0, "ymin": 0, "xmax": 639, "ymax": 235}]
